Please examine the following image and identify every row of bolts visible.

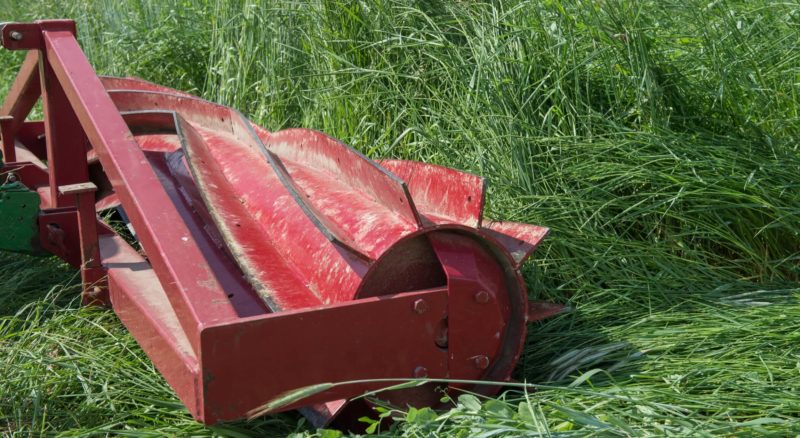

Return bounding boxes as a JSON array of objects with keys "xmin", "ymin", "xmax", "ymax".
[{"xmin": 411, "ymin": 291, "xmax": 493, "ymax": 377}]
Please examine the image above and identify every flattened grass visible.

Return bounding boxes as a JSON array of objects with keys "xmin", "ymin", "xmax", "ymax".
[{"xmin": 1, "ymin": 0, "xmax": 799, "ymax": 436}]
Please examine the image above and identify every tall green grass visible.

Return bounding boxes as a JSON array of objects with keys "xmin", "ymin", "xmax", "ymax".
[{"xmin": 1, "ymin": 0, "xmax": 799, "ymax": 436}]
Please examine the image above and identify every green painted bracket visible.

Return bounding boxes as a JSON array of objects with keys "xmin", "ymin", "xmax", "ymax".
[{"xmin": 0, "ymin": 178, "xmax": 43, "ymax": 254}]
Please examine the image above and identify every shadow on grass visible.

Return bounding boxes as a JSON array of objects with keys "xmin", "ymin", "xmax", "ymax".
[
  {"xmin": 511, "ymin": 231, "xmax": 799, "ymax": 390},
  {"xmin": 0, "ymin": 252, "xmax": 307, "ymax": 436},
  {"xmin": 0, "ymin": 253, "xmax": 79, "ymax": 316}
]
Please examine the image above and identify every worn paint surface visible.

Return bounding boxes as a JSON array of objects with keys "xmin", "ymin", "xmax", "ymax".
[
  {"xmin": 380, "ymin": 159, "xmax": 485, "ymax": 228},
  {"xmin": 0, "ymin": 20, "xmax": 561, "ymax": 428},
  {"xmin": 483, "ymin": 220, "xmax": 550, "ymax": 267}
]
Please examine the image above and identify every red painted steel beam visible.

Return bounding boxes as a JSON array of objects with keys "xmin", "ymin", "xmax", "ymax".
[
  {"xmin": 0, "ymin": 116, "xmax": 14, "ymax": 162},
  {"xmin": 1, "ymin": 21, "xmax": 76, "ymax": 51},
  {"xmin": 101, "ymin": 217, "xmax": 452, "ymax": 423},
  {"xmin": 17, "ymin": 121, "xmax": 47, "ymax": 160},
  {"xmin": 40, "ymin": 28, "xmax": 244, "ymax": 353},
  {"xmin": 200, "ymin": 287, "xmax": 449, "ymax": 423},
  {"xmin": 40, "ymin": 48, "xmax": 90, "ymax": 208},
  {"xmin": 0, "ymin": 50, "xmax": 40, "ymax": 162},
  {"xmin": 0, "ymin": 50, "xmax": 40, "ymax": 118},
  {"xmin": 58, "ymin": 182, "xmax": 105, "ymax": 304},
  {"xmin": 100, "ymin": 232, "xmax": 202, "ymax": 417}
]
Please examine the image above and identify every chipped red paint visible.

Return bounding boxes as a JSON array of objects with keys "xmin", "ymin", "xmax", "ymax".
[
  {"xmin": 380, "ymin": 159, "xmax": 486, "ymax": 228},
  {"xmin": 0, "ymin": 20, "xmax": 562, "ymax": 429},
  {"xmin": 482, "ymin": 220, "xmax": 550, "ymax": 267}
]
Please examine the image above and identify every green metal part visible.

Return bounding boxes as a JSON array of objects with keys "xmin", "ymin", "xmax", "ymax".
[{"xmin": 0, "ymin": 177, "xmax": 42, "ymax": 254}]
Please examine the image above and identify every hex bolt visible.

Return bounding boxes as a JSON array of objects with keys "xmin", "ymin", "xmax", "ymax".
[
  {"xmin": 6, "ymin": 172, "xmax": 18, "ymax": 183},
  {"xmin": 9, "ymin": 31, "xmax": 22, "ymax": 41},
  {"xmin": 474, "ymin": 290, "xmax": 490, "ymax": 304},
  {"xmin": 412, "ymin": 298, "xmax": 428, "ymax": 314},
  {"xmin": 474, "ymin": 355, "xmax": 490, "ymax": 370},
  {"xmin": 413, "ymin": 366, "xmax": 428, "ymax": 378}
]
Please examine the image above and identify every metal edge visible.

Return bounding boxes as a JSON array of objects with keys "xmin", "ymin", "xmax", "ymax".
[
  {"xmin": 170, "ymin": 111, "xmax": 284, "ymax": 312},
  {"xmin": 99, "ymin": 75, "xmax": 196, "ymax": 97},
  {"xmin": 230, "ymin": 110, "xmax": 374, "ymax": 262},
  {"xmin": 272, "ymin": 127, "xmax": 423, "ymax": 228},
  {"xmin": 106, "ymin": 89, "xmax": 234, "ymax": 134}
]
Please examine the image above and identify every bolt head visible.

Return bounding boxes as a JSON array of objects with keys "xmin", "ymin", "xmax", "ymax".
[
  {"xmin": 86, "ymin": 286, "xmax": 104, "ymax": 300},
  {"xmin": 474, "ymin": 290, "xmax": 490, "ymax": 304},
  {"xmin": 9, "ymin": 31, "xmax": 22, "ymax": 41},
  {"xmin": 413, "ymin": 366, "xmax": 428, "ymax": 378},
  {"xmin": 474, "ymin": 355, "xmax": 490, "ymax": 370},
  {"xmin": 412, "ymin": 298, "xmax": 428, "ymax": 314}
]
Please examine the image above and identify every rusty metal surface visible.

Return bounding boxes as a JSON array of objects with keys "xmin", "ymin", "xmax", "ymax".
[{"xmin": 0, "ymin": 20, "xmax": 561, "ymax": 427}]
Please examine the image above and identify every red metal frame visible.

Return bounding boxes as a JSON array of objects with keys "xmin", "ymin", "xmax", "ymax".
[{"xmin": 0, "ymin": 20, "xmax": 562, "ymax": 428}]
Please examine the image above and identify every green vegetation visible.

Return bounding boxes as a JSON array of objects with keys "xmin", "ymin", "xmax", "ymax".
[{"xmin": 1, "ymin": 0, "xmax": 799, "ymax": 435}]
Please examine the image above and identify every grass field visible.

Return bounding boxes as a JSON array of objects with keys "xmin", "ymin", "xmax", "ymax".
[{"xmin": 1, "ymin": 0, "xmax": 799, "ymax": 436}]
